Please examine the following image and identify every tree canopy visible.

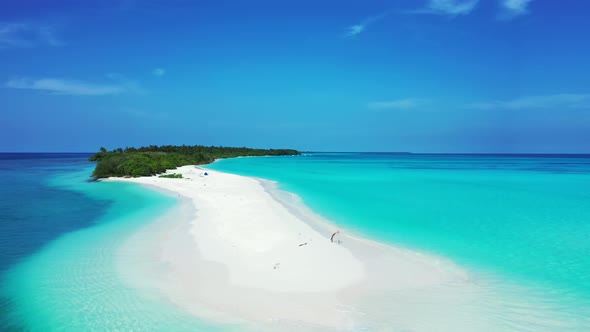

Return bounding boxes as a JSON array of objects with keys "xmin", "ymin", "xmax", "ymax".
[{"xmin": 89, "ymin": 145, "xmax": 300, "ymax": 179}]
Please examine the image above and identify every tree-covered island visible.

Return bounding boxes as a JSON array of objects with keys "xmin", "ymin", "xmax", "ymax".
[{"xmin": 89, "ymin": 145, "xmax": 300, "ymax": 179}]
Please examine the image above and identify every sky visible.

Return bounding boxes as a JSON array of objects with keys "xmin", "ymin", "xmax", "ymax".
[{"xmin": 1, "ymin": 0, "xmax": 590, "ymax": 153}]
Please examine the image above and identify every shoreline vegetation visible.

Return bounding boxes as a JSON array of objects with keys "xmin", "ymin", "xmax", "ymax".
[
  {"xmin": 88, "ymin": 145, "xmax": 300, "ymax": 179},
  {"xmin": 158, "ymin": 173, "xmax": 183, "ymax": 179}
]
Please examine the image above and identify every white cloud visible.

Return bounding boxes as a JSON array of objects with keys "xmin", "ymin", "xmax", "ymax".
[
  {"xmin": 152, "ymin": 68, "xmax": 166, "ymax": 76},
  {"xmin": 500, "ymin": 0, "xmax": 533, "ymax": 18},
  {"xmin": 6, "ymin": 78, "xmax": 133, "ymax": 96},
  {"xmin": 468, "ymin": 94, "xmax": 590, "ymax": 110},
  {"xmin": 0, "ymin": 22, "xmax": 63, "ymax": 49},
  {"xmin": 344, "ymin": 24, "xmax": 365, "ymax": 38},
  {"xmin": 427, "ymin": 0, "xmax": 479, "ymax": 16},
  {"xmin": 343, "ymin": 12, "xmax": 389, "ymax": 38},
  {"xmin": 368, "ymin": 98, "xmax": 423, "ymax": 110}
]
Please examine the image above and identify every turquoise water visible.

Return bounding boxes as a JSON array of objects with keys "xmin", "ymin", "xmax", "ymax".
[
  {"xmin": 2, "ymin": 153, "xmax": 590, "ymax": 330},
  {"xmin": 0, "ymin": 154, "xmax": 225, "ymax": 331},
  {"xmin": 208, "ymin": 153, "xmax": 590, "ymax": 324}
]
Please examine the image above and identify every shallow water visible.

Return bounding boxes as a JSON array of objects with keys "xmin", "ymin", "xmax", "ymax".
[
  {"xmin": 1, "ymin": 153, "xmax": 590, "ymax": 330},
  {"xmin": 0, "ymin": 154, "xmax": 225, "ymax": 331},
  {"xmin": 208, "ymin": 153, "xmax": 590, "ymax": 327}
]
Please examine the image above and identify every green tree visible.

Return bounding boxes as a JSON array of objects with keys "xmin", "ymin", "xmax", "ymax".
[{"xmin": 88, "ymin": 145, "xmax": 300, "ymax": 179}]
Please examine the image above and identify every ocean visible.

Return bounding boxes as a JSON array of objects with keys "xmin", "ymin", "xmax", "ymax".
[
  {"xmin": 0, "ymin": 153, "xmax": 221, "ymax": 331},
  {"xmin": 207, "ymin": 153, "xmax": 590, "ymax": 328},
  {"xmin": 1, "ymin": 152, "xmax": 589, "ymax": 330}
]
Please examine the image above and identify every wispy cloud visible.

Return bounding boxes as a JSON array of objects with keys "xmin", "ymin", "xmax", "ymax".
[
  {"xmin": 105, "ymin": 72, "xmax": 145, "ymax": 94},
  {"xmin": 499, "ymin": 0, "xmax": 533, "ymax": 19},
  {"xmin": 5, "ymin": 77, "xmax": 141, "ymax": 96},
  {"xmin": 468, "ymin": 93, "xmax": 590, "ymax": 110},
  {"xmin": 152, "ymin": 68, "xmax": 166, "ymax": 76},
  {"xmin": 413, "ymin": 0, "xmax": 480, "ymax": 16},
  {"xmin": 0, "ymin": 22, "xmax": 63, "ymax": 49},
  {"xmin": 368, "ymin": 98, "xmax": 424, "ymax": 110},
  {"xmin": 343, "ymin": 12, "xmax": 389, "ymax": 38}
]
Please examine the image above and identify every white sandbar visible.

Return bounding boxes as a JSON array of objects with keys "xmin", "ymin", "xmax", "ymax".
[{"xmin": 109, "ymin": 165, "xmax": 479, "ymax": 330}]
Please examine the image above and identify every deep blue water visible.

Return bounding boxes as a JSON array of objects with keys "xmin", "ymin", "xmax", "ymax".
[
  {"xmin": 0, "ymin": 153, "xmax": 101, "ymax": 329},
  {"xmin": 0, "ymin": 153, "xmax": 101, "ymax": 274},
  {"xmin": 0, "ymin": 153, "xmax": 222, "ymax": 331}
]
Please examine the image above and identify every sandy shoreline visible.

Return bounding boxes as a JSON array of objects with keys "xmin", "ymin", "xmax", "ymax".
[{"xmin": 108, "ymin": 165, "xmax": 478, "ymax": 330}]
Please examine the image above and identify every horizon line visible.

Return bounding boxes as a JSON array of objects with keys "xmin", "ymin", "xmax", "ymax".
[{"xmin": 2, "ymin": 151, "xmax": 590, "ymax": 156}]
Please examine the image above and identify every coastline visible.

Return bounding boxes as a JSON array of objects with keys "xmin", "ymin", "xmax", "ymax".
[
  {"xmin": 4, "ymin": 156, "xmax": 589, "ymax": 331},
  {"xmin": 107, "ymin": 165, "xmax": 482, "ymax": 330}
]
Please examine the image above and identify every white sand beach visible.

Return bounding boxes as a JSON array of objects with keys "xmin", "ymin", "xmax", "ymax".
[{"xmin": 108, "ymin": 166, "xmax": 491, "ymax": 331}]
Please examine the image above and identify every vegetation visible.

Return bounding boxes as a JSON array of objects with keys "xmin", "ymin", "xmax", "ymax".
[
  {"xmin": 89, "ymin": 145, "xmax": 300, "ymax": 179},
  {"xmin": 159, "ymin": 173, "xmax": 183, "ymax": 179}
]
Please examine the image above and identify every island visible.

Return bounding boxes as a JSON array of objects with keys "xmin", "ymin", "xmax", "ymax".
[
  {"xmin": 84, "ymin": 145, "xmax": 474, "ymax": 329},
  {"xmin": 88, "ymin": 145, "xmax": 300, "ymax": 179}
]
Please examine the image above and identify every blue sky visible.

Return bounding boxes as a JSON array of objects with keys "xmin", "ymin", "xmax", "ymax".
[{"xmin": 1, "ymin": 0, "xmax": 589, "ymax": 153}]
